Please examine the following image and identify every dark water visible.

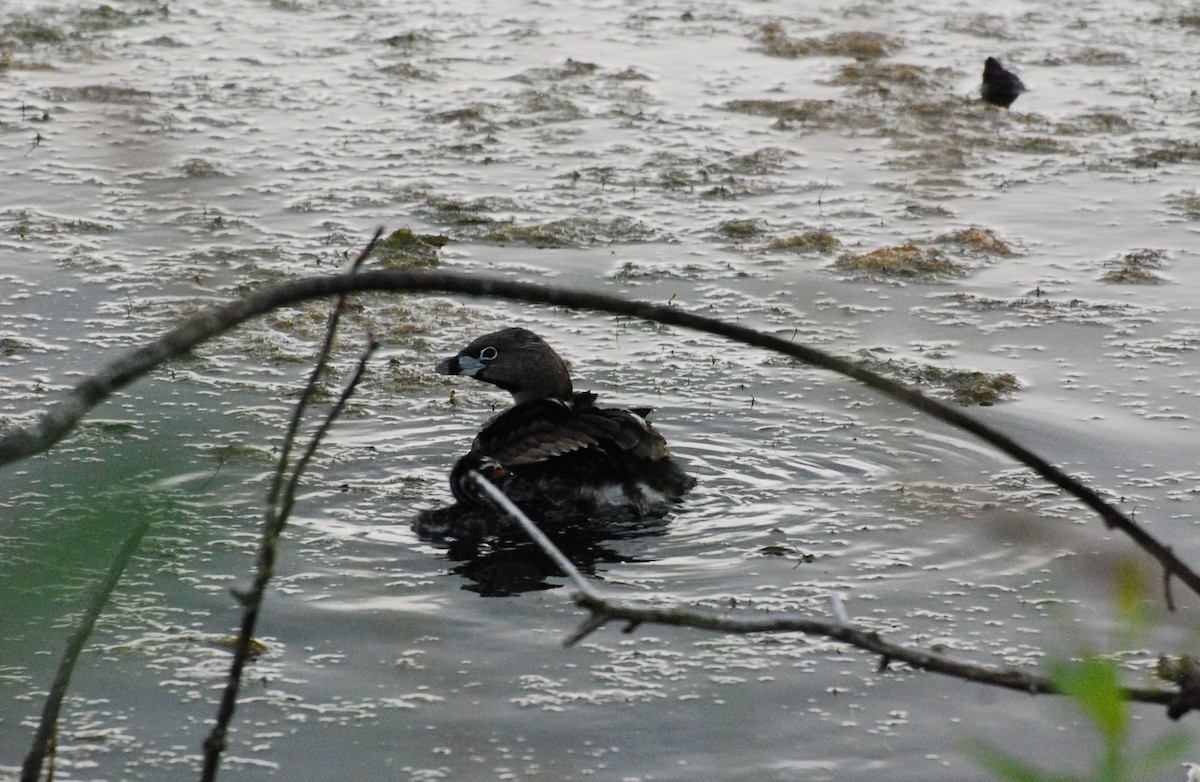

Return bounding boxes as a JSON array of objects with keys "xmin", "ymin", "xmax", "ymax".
[{"xmin": 2, "ymin": 0, "xmax": 1199, "ymax": 779}]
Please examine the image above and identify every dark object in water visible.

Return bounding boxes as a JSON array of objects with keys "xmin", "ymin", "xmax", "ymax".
[
  {"xmin": 980, "ymin": 56, "xmax": 1026, "ymax": 108},
  {"xmin": 414, "ymin": 327, "xmax": 694, "ymax": 548}
]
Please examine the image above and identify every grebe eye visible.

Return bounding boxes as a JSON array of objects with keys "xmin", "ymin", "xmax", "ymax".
[{"xmin": 478, "ymin": 346, "xmax": 498, "ymax": 361}]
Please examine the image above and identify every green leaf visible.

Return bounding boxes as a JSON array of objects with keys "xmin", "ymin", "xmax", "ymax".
[
  {"xmin": 1112, "ymin": 558, "xmax": 1153, "ymax": 643},
  {"xmin": 1049, "ymin": 657, "xmax": 1128, "ymax": 745}
]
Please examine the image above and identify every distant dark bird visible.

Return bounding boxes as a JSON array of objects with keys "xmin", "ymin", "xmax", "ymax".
[
  {"xmin": 417, "ymin": 327, "xmax": 694, "ymax": 540},
  {"xmin": 980, "ymin": 56, "xmax": 1026, "ymax": 108}
]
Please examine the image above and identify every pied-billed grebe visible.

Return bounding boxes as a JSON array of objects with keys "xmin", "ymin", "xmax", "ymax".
[
  {"xmin": 981, "ymin": 56, "xmax": 1026, "ymax": 108},
  {"xmin": 432, "ymin": 327, "xmax": 695, "ymax": 519}
]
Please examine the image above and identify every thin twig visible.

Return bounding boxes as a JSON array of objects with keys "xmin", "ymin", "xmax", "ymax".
[
  {"xmin": 0, "ymin": 269, "xmax": 1193, "ymax": 600},
  {"xmin": 199, "ymin": 232, "xmax": 380, "ymax": 782},
  {"xmin": 266, "ymin": 227, "xmax": 382, "ymax": 510},
  {"xmin": 199, "ymin": 338, "xmax": 378, "ymax": 781},
  {"xmin": 280, "ymin": 338, "xmax": 379, "ymax": 524},
  {"xmin": 21, "ymin": 519, "xmax": 151, "ymax": 782}
]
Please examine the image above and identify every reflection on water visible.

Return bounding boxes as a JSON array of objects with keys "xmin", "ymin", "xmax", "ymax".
[
  {"xmin": 3, "ymin": 0, "xmax": 1200, "ymax": 779},
  {"xmin": 430, "ymin": 511, "xmax": 671, "ymax": 597},
  {"xmin": 410, "ymin": 437, "xmax": 680, "ymax": 598}
]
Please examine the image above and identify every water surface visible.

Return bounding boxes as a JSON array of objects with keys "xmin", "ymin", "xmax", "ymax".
[{"xmin": 2, "ymin": 0, "xmax": 1199, "ymax": 779}]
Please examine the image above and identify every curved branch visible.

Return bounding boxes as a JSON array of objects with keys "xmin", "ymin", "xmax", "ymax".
[{"xmin": 1, "ymin": 269, "xmax": 1197, "ymax": 598}]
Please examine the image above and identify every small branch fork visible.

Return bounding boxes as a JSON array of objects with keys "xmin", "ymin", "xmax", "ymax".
[
  {"xmin": 199, "ymin": 231, "xmax": 381, "ymax": 782},
  {"xmin": 468, "ymin": 471, "xmax": 1200, "ymax": 720}
]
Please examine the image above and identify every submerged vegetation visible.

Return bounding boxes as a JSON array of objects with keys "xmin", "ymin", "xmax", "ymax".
[
  {"xmin": 835, "ymin": 242, "xmax": 965, "ymax": 280},
  {"xmin": 832, "ymin": 228, "xmax": 1013, "ymax": 281},
  {"xmin": 716, "ymin": 219, "xmax": 765, "ymax": 241},
  {"xmin": 376, "ymin": 227, "xmax": 446, "ymax": 268},
  {"xmin": 830, "ymin": 60, "xmax": 956, "ymax": 97},
  {"xmin": 181, "ymin": 158, "xmax": 223, "ymax": 178},
  {"xmin": 1101, "ymin": 249, "xmax": 1167, "ymax": 284},
  {"xmin": 765, "ymin": 230, "xmax": 841, "ymax": 253},
  {"xmin": 855, "ymin": 350, "xmax": 1020, "ymax": 405},
  {"xmin": 757, "ymin": 21, "xmax": 901, "ymax": 60},
  {"xmin": 481, "ymin": 216, "xmax": 656, "ymax": 247},
  {"xmin": 934, "ymin": 226, "xmax": 1013, "ymax": 256}
]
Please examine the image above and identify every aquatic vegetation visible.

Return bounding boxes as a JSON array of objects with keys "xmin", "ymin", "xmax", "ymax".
[
  {"xmin": 376, "ymin": 227, "xmax": 446, "ymax": 268},
  {"xmin": 757, "ymin": 21, "xmax": 900, "ymax": 60},
  {"xmin": 415, "ymin": 193, "xmax": 516, "ymax": 227},
  {"xmin": 947, "ymin": 371, "xmax": 1021, "ymax": 406},
  {"xmin": 1, "ymin": 3, "xmax": 165, "ymax": 63},
  {"xmin": 722, "ymin": 97, "xmax": 855, "ymax": 130},
  {"xmin": 832, "ymin": 226, "xmax": 1013, "ymax": 280},
  {"xmin": 1166, "ymin": 190, "xmax": 1200, "ymax": 219},
  {"xmin": 918, "ymin": 292, "xmax": 1148, "ymax": 331},
  {"xmin": 0, "ymin": 336, "xmax": 35, "ymax": 356},
  {"xmin": 1070, "ymin": 47, "xmax": 1132, "ymax": 66},
  {"xmin": 2, "ymin": 16, "xmax": 65, "ymax": 46},
  {"xmin": 1126, "ymin": 141, "xmax": 1200, "ymax": 168},
  {"xmin": 45, "ymin": 84, "xmax": 153, "ymax": 103},
  {"xmin": 765, "ymin": 230, "xmax": 841, "ymax": 253},
  {"xmin": 716, "ymin": 219, "xmax": 765, "ymax": 240},
  {"xmin": 934, "ymin": 226, "xmax": 1013, "ymax": 256},
  {"xmin": 380, "ymin": 358, "xmax": 446, "ymax": 396},
  {"xmin": 181, "ymin": 158, "xmax": 223, "ymax": 178},
  {"xmin": 1004, "ymin": 136, "xmax": 1073, "ymax": 154},
  {"xmin": 3, "ymin": 208, "xmax": 114, "ymax": 240},
  {"xmin": 1101, "ymin": 249, "xmax": 1167, "ymax": 284},
  {"xmin": 724, "ymin": 147, "xmax": 793, "ymax": 175},
  {"xmin": 757, "ymin": 543, "xmax": 814, "ymax": 562},
  {"xmin": 903, "ymin": 201, "xmax": 956, "ymax": 219},
  {"xmin": 855, "ymin": 350, "xmax": 1020, "ymax": 405},
  {"xmin": 834, "ymin": 242, "xmax": 966, "ymax": 281},
  {"xmin": 1054, "ymin": 112, "xmax": 1136, "ymax": 135},
  {"xmin": 944, "ymin": 14, "xmax": 1010, "ymax": 38},
  {"xmin": 381, "ymin": 30, "xmax": 435, "ymax": 51},
  {"xmin": 830, "ymin": 61, "xmax": 955, "ymax": 96},
  {"xmin": 658, "ymin": 169, "xmax": 692, "ymax": 190},
  {"xmin": 610, "ymin": 260, "xmax": 742, "ymax": 282},
  {"xmin": 480, "ymin": 216, "xmax": 655, "ymax": 247},
  {"xmin": 378, "ymin": 61, "xmax": 433, "ymax": 80},
  {"xmin": 608, "ymin": 66, "xmax": 650, "ymax": 82},
  {"xmin": 508, "ymin": 58, "xmax": 599, "ymax": 84},
  {"xmin": 428, "ymin": 104, "xmax": 494, "ymax": 128},
  {"xmin": 888, "ymin": 145, "xmax": 973, "ymax": 171},
  {"xmin": 511, "ymin": 90, "xmax": 584, "ymax": 124}
]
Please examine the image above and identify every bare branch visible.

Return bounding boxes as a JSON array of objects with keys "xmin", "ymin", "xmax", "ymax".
[
  {"xmin": 468, "ymin": 468, "xmax": 1199, "ymax": 718},
  {"xmin": 569, "ymin": 592, "xmax": 1194, "ymax": 712}
]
